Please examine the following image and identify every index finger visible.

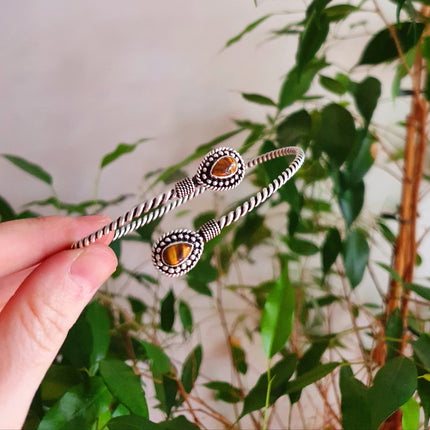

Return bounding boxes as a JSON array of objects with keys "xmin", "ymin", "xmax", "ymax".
[{"xmin": 0, "ymin": 215, "xmax": 113, "ymax": 278}]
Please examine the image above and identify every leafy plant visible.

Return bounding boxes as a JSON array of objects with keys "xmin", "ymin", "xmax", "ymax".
[{"xmin": 3, "ymin": 0, "xmax": 430, "ymax": 429}]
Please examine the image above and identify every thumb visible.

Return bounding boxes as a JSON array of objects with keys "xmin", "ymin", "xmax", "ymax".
[{"xmin": 0, "ymin": 244, "xmax": 117, "ymax": 429}]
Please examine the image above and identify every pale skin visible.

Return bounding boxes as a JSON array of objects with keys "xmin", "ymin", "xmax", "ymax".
[{"xmin": 0, "ymin": 215, "xmax": 118, "ymax": 429}]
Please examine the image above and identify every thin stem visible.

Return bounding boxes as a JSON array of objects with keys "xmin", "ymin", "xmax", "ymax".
[
  {"xmin": 190, "ymin": 396, "xmax": 235, "ymax": 429},
  {"xmin": 372, "ymin": 0, "xmax": 414, "ymax": 81},
  {"xmin": 175, "ymin": 377, "xmax": 206, "ymax": 429},
  {"xmin": 337, "ymin": 261, "xmax": 373, "ymax": 381},
  {"xmin": 367, "ymin": 263, "xmax": 387, "ymax": 300},
  {"xmin": 262, "ymin": 359, "xmax": 273, "ymax": 430}
]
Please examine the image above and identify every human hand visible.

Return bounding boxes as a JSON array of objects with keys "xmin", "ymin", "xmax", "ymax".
[{"xmin": 0, "ymin": 216, "xmax": 118, "ymax": 429}]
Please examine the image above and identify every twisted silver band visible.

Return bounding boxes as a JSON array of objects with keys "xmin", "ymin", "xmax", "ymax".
[
  {"xmin": 217, "ymin": 146, "xmax": 304, "ymax": 230},
  {"xmin": 72, "ymin": 146, "xmax": 305, "ymax": 277},
  {"xmin": 72, "ymin": 187, "xmax": 195, "ymax": 248}
]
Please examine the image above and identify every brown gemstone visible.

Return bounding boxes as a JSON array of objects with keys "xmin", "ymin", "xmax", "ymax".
[
  {"xmin": 162, "ymin": 242, "xmax": 192, "ymax": 267},
  {"xmin": 211, "ymin": 156, "xmax": 237, "ymax": 178}
]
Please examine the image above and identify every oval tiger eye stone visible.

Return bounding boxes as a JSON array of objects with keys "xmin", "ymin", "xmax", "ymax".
[
  {"xmin": 162, "ymin": 242, "xmax": 192, "ymax": 267},
  {"xmin": 212, "ymin": 156, "xmax": 237, "ymax": 178}
]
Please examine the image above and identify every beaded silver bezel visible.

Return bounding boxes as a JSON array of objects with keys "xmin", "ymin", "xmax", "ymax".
[
  {"xmin": 152, "ymin": 229, "xmax": 204, "ymax": 277},
  {"xmin": 195, "ymin": 147, "xmax": 245, "ymax": 191}
]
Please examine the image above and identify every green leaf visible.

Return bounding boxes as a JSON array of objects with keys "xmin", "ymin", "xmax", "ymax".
[
  {"xmin": 304, "ymin": 294, "xmax": 339, "ymax": 309},
  {"xmin": 110, "ymin": 240, "xmax": 122, "ymax": 279},
  {"xmin": 39, "ymin": 377, "xmax": 113, "ymax": 430},
  {"xmin": 187, "ymin": 278, "xmax": 212, "ymax": 296},
  {"xmin": 40, "ymin": 365, "xmax": 81, "ymax": 404},
  {"xmin": 3, "ymin": 154, "xmax": 53, "ymax": 185},
  {"xmin": 340, "ymin": 366, "xmax": 372, "ymax": 430},
  {"xmin": 369, "ymin": 357, "xmax": 417, "ymax": 429},
  {"xmin": 187, "ymin": 258, "xmax": 218, "ymax": 296},
  {"xmin": 385, "ymin": 309, "xmax": 402, "ymax": 360},
  {"xmin": 226, "ymin": 14, "xmax": 272, "ymax": 48},
  {"xmin": 160, "ymin": 290, "xmax": 175, "ymax": 332},
  {"xmin": 86, "ymin": 301, "xmax": 111, "ymax": 373},
  {"xmin": 0, "ymin": 195, "xmax": 16, "ymax": 222},
  {"xmin": 181, "ymin": 345, "xmax": 202, "ymax": 393},
  {"xmin": 193, "ymin": 211, "xmax": 217, "ymax": 230},
  {"xmin": 359, "ymin": 22, "xmax": 425, "ymax": 65},
  {"xmin": 401, "ymin": 396, "xmax": 420, "ymax": 430},
  {"xmin": 285, "ymin": 236, "xmax": 319, "ymax": 256},
  {"xmin": 378, "ymin": 220, "xmax": 396, "ymax": 244},
  {"xmin": 260, "ymin": 263, "xmax": 295, "ymax": 358},
  {"xmin": 231, "ymin": 341, "xmax": 248, "ymax": 374},
  {"xmin": 25, "ymin": 194, "xmax": 131, "ymax": 216},
  {"xmin": 100, "ymin": 138, "xmax": 149, "ymax": 169},
  {"xmin": 422, "ymin": 37, "xmax": 430, "ymax": 62},
  {"xmin": 418, "ymin": 375, "xmax": 430, "ymax": 428},
  {"xmin": 405, "ymin": 282, "xmax": 430, "ymax": 302},
  {"xmin": 290, "ymin": 339, "xmax": 330, "ymax": 404},
  {"xmin": 162, "ymin": 416, "xmax": 200, "ymax": 430},
  {"xmin": 297, "ymin": 10, "xmax": 329, "ymax": 72},
  {"xmin": 347, "ymin": 132, "xmax": 376, "ymax": 184},
  {"xmin": 242, "ymin": 92, "xmax": 277, "ymax": 107},
  {"xmin": 140, "ymin": 341, "xmax": 171, "ymax": 374},
  {"xmin": 60, "ymin": 313, "xmax": 92, "ymax": 368},
  {"xmin": 99, "ymin": 359, "xmax": 148, "ymax": 417},
  {"xmin": 297, "ymin": 160, "xmax": 327, "ymax": 185},
  {"xmin": 239, "ymin": 124, "xmax": 265, "ymax": 153},
  {"xmin": 396, "ymin": 0, "xmax": 415, "ymax": 25},
  {"xmin": 306, "ymin": 0, "xmax": 332, "ymax": 17},
  {"xmin": 324, "ymin": 4, "xmax": 358, "ymax": 22},
  {"xmin": 276, "ymin": 109, "xmax": 312, "ymax": 147},
  {"xmin": 304, "ymin": 197, "xmax": 331, "ymax": 212},
  {"xmin": 353, "ymin": 77, "xmax": 381, "ymax": 125},
  {"xmin": 376, "ymin": 262, "xmax": 402, "ymax": 283},
  {"xmin": 135, "ymin": 216, "xmax": 162, "ymax": 243},
  {"xmin": 412, "ymin": 333, "xmax": 430, "ymax": 371},
  {"xmin": 179, "ymin": 300, "xmax": 193, "ymax": 334},
  {"xmin": 154, "ymin": 129, "xmax": 244, "ymax": 185},
  {"xmin": 284, "ymin": 362, "xmax": 340, "ymax": 394},
  {"xmin": 108, "ymin": 415, "xmax": 198, "ymax": 430},
  {"xmin": 319, "ymin": 75, "xmax": 348, "ymax": 95},
  {"xmin": 241, "ymin": 354, "xmax": 297, "ymax": 416},
  {"xmin": 342, "ymin": 229, "xmax": 369, "ymax": 288},
  {"xmin": 315, "ymin": 103, "xmax": 356, "ymax": 166},
  {"xmin": 393, "ymin": 46, "xmax": 417, "ymax": 99},
  {"xmin": 204, "ymin": 381, "xmax": 242, "ymax": 403},
  {"xmin": 279, "ymin": 58, "xmax": 329, "ymax": 109},
  {"xmin": 107, "ymin": 415, "xmax": 159, "ymax": 430},
  {"xmin": 128, "ymin": 296, "xmax": 147, "ymax": 322},
  {"xmin": 322, "ymin": 228, "xmax": 342, "ymax": 274},
  {"xmin": 233, "ymin": 213, "xmax": 271, "ymax": 250},
  {"xmin": 338, "ymin": 180, "xmax": 365, "ymax": 227},
  {"xmin": 152, "ymin": 369, "xmax": 178, "ymax": 416}
]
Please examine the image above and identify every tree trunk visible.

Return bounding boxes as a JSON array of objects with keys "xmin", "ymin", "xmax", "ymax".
[{"xmin": 383, "ymin": 11, "xmax": 429, "ymax": 429}]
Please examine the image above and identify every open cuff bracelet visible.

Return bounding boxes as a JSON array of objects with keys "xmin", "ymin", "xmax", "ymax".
[{"xmin": 72, "ymin": 146, "xmax": 305, "ymax": 277}]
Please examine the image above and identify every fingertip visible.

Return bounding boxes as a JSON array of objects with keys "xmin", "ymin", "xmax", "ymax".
[{"xmin": 69, "ymin": 244, "xmax": 118, "ymax": 300}]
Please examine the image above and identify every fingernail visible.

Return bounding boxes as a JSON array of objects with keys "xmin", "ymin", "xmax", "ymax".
[{"xmin": 69, "ymin": 245, "xmax": 117, "ymax": 299}]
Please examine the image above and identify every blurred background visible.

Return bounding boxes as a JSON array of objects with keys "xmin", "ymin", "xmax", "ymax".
[{"xmin": 1, "ymin": 0, "xmax": 300, "ymax": 205}]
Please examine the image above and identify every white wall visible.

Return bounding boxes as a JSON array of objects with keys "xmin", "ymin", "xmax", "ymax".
[{"xmin": 1, "ymin": 0, "xmax": 296, "ymax": 206}]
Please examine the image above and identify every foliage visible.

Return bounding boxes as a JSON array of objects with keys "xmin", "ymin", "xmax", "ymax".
[{"xmin": 2, "ymin": 0, "xmax": 430, "ymax": 428}]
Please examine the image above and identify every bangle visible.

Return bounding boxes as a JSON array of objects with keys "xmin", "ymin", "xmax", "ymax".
[{"xmin": 72, "ymin": 146, "xmax": 305, "ymax": 277}]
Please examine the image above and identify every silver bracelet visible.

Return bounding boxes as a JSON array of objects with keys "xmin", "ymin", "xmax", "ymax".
[{"xmin": 72, "ymin": 146, "xmax": 305, "ymax": 277}]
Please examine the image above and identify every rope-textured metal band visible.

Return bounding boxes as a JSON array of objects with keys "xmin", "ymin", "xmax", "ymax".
[{"xmin": 72, "ymin": 146, "xmax": 305, "ymax": 277}]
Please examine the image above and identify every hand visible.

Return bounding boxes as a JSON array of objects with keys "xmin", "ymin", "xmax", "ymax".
[{"xmin": 0, "ymin": 216, "xmax": 118, "ymax": 429}]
